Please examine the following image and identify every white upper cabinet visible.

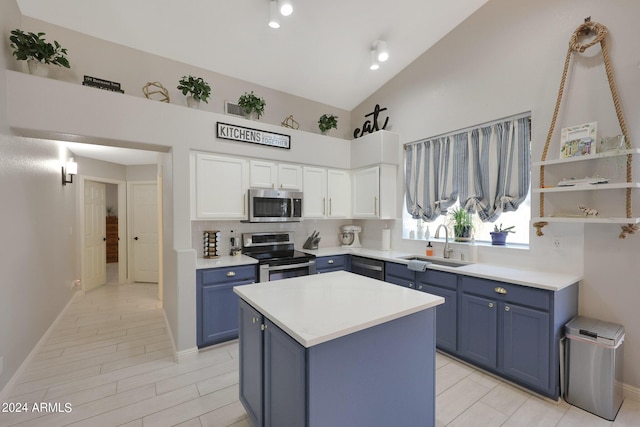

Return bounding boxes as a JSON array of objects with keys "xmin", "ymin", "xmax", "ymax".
[
  {"xmin": 352, "ymin": 164, "xmax": 397, "ymax": 219},
  {"xmin": 250, "ymin": 160, "xmax": 302, "ymax": 190},
  {"xmin": 303, "ymin": 167, "xmax": 351, "ymax": 219},
  {"xmin": 195, "ymin": 153, "xmax": 249, "ymax": 219}
]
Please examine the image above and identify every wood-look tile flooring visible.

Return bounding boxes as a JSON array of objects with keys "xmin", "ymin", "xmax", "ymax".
[{"xmin": 3, "ymin": 282, "xmax": 640, "ymax": 426}]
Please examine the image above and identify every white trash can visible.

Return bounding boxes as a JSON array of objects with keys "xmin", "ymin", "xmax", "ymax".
[{"xmin": 563, "ymin": 316, "xmax": 624, "ymax": 421}]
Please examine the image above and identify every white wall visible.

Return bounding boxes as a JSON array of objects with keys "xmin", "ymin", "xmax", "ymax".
[
  {"xmin": 352, "ymin": 0, "xmax": 640, "ymax": 388},
  {"xmin": 0, "ymin": 0, "xmax": 77, "ymax": 393},
  {"xmin": 20, "ymin": 17, "xmax": 352, "ymax": 140}
]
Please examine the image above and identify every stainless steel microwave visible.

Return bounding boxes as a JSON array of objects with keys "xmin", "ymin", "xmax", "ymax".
[{"xmin": 246, "ymin": 189, "xmax": 303, "ymax": 222}]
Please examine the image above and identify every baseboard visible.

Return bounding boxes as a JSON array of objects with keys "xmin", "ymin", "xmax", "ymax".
[
  {"xmin": 0, "ymin": 291, "xmax": 81, "ymax": 403},
  {"xmin": 176, "ymin": 347, "xmax": 199, "ymax": 361},
  {"xmin": 624, "ymin": 383, "xmax": 640, "ymax": 402},
  {"xmin": 162, "ymin": 310, "xmax": 179, "ymax": 363}
]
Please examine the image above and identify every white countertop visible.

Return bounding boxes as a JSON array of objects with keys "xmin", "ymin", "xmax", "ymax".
[
  {"xmin": 233, "ymin": 271, "xmax": 444, "ymax": 348},
  {"xmin": 196, "ymin": 255, "xmax": 258, "ymax": 269}
]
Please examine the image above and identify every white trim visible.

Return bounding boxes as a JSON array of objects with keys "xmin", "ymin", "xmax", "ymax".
[
  {"xmin": 0, "ymin": 291, "xmax": 81, "ymax": 403},
  {"xmin": 177, "ymin": 347, "xmax": 199, "ymax": 362},
  {"xmin": 624, "ymin": 383, "xmax": 640, "ymax": 402},
  {"xmin": 162, "ymin": 309, "xmax": 178, "ymax": 363}
]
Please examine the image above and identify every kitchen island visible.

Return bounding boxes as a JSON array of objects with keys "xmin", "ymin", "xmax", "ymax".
[{"xmin": 234, "ymin": 270, "xmax": 444, "ymax": 427}]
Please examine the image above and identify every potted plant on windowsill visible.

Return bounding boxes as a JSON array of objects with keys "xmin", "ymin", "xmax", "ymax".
[
  {"xmin": 237, "ymin": 91, "xmax": 266, "ymax": 120},
  {"xmin": 9, "ymin": 29, "xmax": 70, "ymax": 77},
  {"xmin": 490, "ymin": 224, "xmax": 515, "ymax": 246},
  {"xmin": 449, "ymin": 207, "xmax": 473, "ymax": 242},
  {"xmin": 318, "ymin": 114, "xmax": 338, "ymax": 135},
  {"xmin": 177, "ymin": 75, "xmax": 211, "ymax": 108}
]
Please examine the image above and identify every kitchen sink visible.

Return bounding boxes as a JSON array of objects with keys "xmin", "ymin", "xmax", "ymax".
[{"xmin": 397, "ymin": 255, "xmax": 473, "ymax": 268}]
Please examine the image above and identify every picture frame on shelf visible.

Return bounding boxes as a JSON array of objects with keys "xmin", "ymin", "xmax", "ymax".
[{"xmin": 559, "ymin": 122, "xmax": 597, "ymax": 159}]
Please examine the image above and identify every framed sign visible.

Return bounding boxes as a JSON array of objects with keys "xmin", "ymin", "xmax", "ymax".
[
  {"xmin": 216, "ymin": 122, "xmax": 290, "ymax": 149},
  {"xmin": 559, "ymin": 122, "xmax": 597, "ymax": 159}
]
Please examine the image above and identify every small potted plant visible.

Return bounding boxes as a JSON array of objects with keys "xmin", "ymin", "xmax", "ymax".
[
  {"xmin": 448, "ymin": 207, "xmax": 474, "ymax": 242},
  {"xmin": 177, "ymin": 75, "xmax": 211, "ymax": 108},
  {"xmin": 9, "ymin": 29, "xmax": 70, "ymax": 77},
  {"xmin": 238, "ymin": 91, "xmax": 266, "ymax": 120},
  {"xmin": 318, "ymin": 114, "xmax": 338, "ymax": 134},
  {"xmin": 490, "ymin": 223, "xmax": 515, "ymax": 246}
]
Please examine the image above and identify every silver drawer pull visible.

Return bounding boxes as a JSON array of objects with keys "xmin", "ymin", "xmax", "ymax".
[
  {"xmin": 328, "ymin": 259, "xmax": 334, "ymax": 264},
  {"xmin": 488, "ymin": 302, "xmax": 494, "ymax": 308},
  {"xmin": 505, "ymin": 306, "xmax": 510, "ymax": 312},
  {"xmin": 226, "ymin": 271, "xmax": 236, "ymax": 277},
  {"xmin": 494, "ymin": 286, "xmax": 507, "ymax": 295}
]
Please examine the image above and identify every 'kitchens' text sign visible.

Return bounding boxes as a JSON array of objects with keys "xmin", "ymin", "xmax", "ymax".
[{"xmin": 216, "ymin": 122, "xmax": 291, "ymax": 149}]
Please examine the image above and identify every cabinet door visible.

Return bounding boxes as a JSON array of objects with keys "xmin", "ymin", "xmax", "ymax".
[
  {"xmin": 250, "ymin": 160, "xmax": 278, "ymax": 189},
  {"xmin": 327, "ymin": 169, "xmax": 350, "ymax": 218},
  {"xmin": 263, "ymin": 319, "xmax": 306, "ymax": 427},
  {"xmin": 501, "ymin": 303, "xmax": 550, "ymax": 390},
  {"xmin": 460, "ymin": 293, "xmax": 497, "ymax": 368},
  {"xmin": 239, "ymin": 299, "xmax": 263, "ymax": 427},
  {"xmin": 278, "ymin": 163, "xmax": 302, "ymax": 190},
  {"xmin": 418, "ymin": 283, "xmax": 457, "ymax": 353},
  {"xmin": 196, "ymin": 154, "xmax": 248, "ymax": 219},
  {"xmin": 303, "ymin": 167, "xmax": 327, "ymax": 218},
  {"xmin": 352, "ymin": 166, "xmax": 379, "ymax": 218},
  {"xmin": 384, "ymin": 262, "xmax": 415, "ymax": 288}
]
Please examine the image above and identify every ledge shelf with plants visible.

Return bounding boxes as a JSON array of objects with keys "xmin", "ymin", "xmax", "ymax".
[{"xmin": 533, "ymin": 19, "xmax": 639, "ymax": 238}]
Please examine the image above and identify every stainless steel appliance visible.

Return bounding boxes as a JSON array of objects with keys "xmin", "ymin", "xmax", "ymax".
[
  {"xmin": 563, "ymin": 316, "xmax": 625, "ymax": 421},
  {"xmin": 350, "ymin": 255, "xmax": 384, "ymax": 280},
  {"xmin": 246, "ymin": 189, "xmax": 303, "ymax": 223},
  {"xmin": 340, "ymin": 225, "xmax": 362, "ymax": 247},
  {"xmin": 242, "ymin": 232, "xmax": 316, "ymax": 282}
]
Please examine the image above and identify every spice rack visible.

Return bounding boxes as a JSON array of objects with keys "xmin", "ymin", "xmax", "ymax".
[{"xmin": 203, "ymin": 230, "xmax": 220, "ymax": 258}]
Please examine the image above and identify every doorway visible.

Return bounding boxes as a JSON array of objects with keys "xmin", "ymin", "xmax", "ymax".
[{"xmin": 128, "ymin": 182, "xmax": 159, "ymax": 283}]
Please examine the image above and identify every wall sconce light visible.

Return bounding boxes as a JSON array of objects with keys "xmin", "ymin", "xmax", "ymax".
[
  {"xmin": 268, "ymin": 0, "xmax": 281, "ymax": 28},
  {"xmin": 62, "ymin": 158, "xmax": 78, "ymax": 185},
  {"xmin": 279, "ymin": 0, "xmax": 293, "ymax": 16}
]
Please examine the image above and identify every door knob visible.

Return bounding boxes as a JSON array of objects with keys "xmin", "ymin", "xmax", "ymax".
[
  {"xmin": 103, "ymin": 237, "xmax": 107, "ymax": 241},
  {"xmin": 134, "ymin": 237, "xmax": 139, "ymax": 240}
]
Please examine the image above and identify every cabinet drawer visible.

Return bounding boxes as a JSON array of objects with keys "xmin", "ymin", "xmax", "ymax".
[
  {"xmin": 461, "ymin": 276, "xmax": 550, "ymax": 311},
  {"xmin": 201, "ymin": 264, "xmax": 256, "ymax": 285},
  {"xmin": 385, "ymin": 262, "xmax": 415, "ymax": 281},
  {"xmin": 416, "ymin": 270, "xmax": 457, "ymax": 290},
  {"xmin": 316, "ymin": 255, "xmax": 348, "ymax": 271}
]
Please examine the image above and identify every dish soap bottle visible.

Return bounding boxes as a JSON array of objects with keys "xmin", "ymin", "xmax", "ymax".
[{"xmin": 426, "ymin": 241, "xmax": 434, "ymax": 257}]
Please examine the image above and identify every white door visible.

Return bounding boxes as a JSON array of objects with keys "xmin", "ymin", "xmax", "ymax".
[
  {"xmin": 303, "ymin": 166, "xmax": 327, "ymax": 218},
  {"xmin": 327, "ymin": 169, "xmax": 351, "ymax": 218},
  {"xmin": 131, "ymin": 183, "xmax": 159, "ymax": 283},
  {"xmin": 84, "ymin": 180, "xmax": 107, "ymax": 291},
  {"xmin": 352, "ymin": 166, "xmax": 380, "ymax": 218}
]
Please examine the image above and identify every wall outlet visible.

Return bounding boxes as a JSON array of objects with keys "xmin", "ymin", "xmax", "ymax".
[{"xmin": 552, "ymin": 236, "xmax": 561, "ymax": 249}]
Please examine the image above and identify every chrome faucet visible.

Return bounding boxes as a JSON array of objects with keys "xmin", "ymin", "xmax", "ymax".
[{"xmin": 434, "ymin": 224, "xmax": 453, "ymax": 259}]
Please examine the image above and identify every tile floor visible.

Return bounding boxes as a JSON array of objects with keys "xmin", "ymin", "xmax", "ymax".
[{"xmin": 2, "ymin": 282, "xmax": 639, "ymax": 426}]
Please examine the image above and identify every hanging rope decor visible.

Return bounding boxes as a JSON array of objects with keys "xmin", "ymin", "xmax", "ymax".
[{"xmin": 538, "ymin": 19, "xmax": 637, "ymax": 238}]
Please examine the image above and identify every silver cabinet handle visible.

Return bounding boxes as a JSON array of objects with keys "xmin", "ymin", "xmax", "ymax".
[
  {"xmin": 409, "ymin": 283, "xmax": 415, "ymax": 288},
  {"xmin": 374, "ymin": 196, "xmax": 378, "ymax": 216},
  {"xmin": 261, "ymin": 324, "xmax": 267, "ymax": 331},
  {"xmin": 505, "ymin": 306, "xmax": 510, "ymax": 312},
  {"xmin": 226, "ymin": 271, "xmax": 236, "ymax": 277},
  {"xmin": 418, "ymin": 285, "xmax": 423, "ymax": 290},
  {"xmin": 323, "ymin": 197, "xmax": 326, "ymax": 215},
  {"xmin": 329, "ymin": 198, "xmax": 332, "ymax": 216},
  {"xmin": 494, "ymin": 286, "xmax": 507, "ymax": 295},
  {"xmin": 328, "ymin": 259, "xmax": 334, "ymax": 264},
  {"xmin": 243, "ymin": 194, "xmax": 246, "ymax": 215},
  {"xmin": 488, "ymin": 302, "xmax": 494, "ymax": 308}
]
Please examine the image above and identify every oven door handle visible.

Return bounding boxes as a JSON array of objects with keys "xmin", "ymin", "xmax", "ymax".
[{"xmin": 261, "ymin": 261, "xmax": 315, "ymax": 272}]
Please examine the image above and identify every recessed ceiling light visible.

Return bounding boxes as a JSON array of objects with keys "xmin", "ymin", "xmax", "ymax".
[
  {"xmin": 269, "ymin": 0, "xmax": 280, "ymax": 28},
  {"xmin": 280, "ymin": 0, "xmax": 293, "ymax": 16}
]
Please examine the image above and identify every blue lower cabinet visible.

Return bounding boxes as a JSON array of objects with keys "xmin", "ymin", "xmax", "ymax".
[
  {"xmin": 418, "ymin": 283, "xmax": 457, "ymax": 352},
  {"xmin": 385, "ymin": 261, "xmax": 416, "ymax": 288},
  {"xmin": 197, "ymin": 265, "xmax": 256, "ymax": 348},
  {"xmin": 239, "ymin": 300, "xmax": 263, "ymax": 427},
  {"xmin": 460, "ymin": 293, "xmax": 498, "ymax": 367},
  {"xmin": 316, "ymin": 255, "xmax": 350, "ymax": 274}
]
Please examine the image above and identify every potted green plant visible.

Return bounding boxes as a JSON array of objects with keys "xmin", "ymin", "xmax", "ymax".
[
  {"xmin": 448, "ymin": 207, "xmax": 473, "ymax": 242},
  {"xmin": 318, "ymin": 114, "xmax": 338, "ymax": 134},
  {"xmin": 238, "ymin": 91, "xmax": 266, "ymax": 119},
  {"xmin": 177, "ymin": 75, "xmax": 211, "ymax": 108},
  {"xmin": 9, "ymin": 29, "xmax": 70, "ymax": 77},
  {"xmin": 490, "ymin": 224, "xmax": 515, "ymax": 246}
]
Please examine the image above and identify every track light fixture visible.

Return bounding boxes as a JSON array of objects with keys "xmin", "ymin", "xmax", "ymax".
[
  {"xmin": 279, "ymin": 0, "xmax": 293, "ymax": 16},
  {"xmin": 369, "ymin": 49, "xmax": 380, "ymax": 71},
  {"xmin": 268, "ymin": 0, "xmax": 280, "ymax": 28}
]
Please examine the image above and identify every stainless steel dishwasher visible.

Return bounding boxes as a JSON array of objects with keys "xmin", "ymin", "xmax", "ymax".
[{"xmin": 350, "ymin": 256, "xmax": 384, "ymax": 280}]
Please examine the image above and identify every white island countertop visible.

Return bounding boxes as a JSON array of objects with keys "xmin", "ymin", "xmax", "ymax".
[{"xmin": 233, "ymin": 271, "xmax": 444, "ymax": 348}]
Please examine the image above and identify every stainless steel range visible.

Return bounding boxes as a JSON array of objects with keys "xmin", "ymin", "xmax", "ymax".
[{"xmin": 242, "ymin": 232, "xmax": 316, "ymax": 282}]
